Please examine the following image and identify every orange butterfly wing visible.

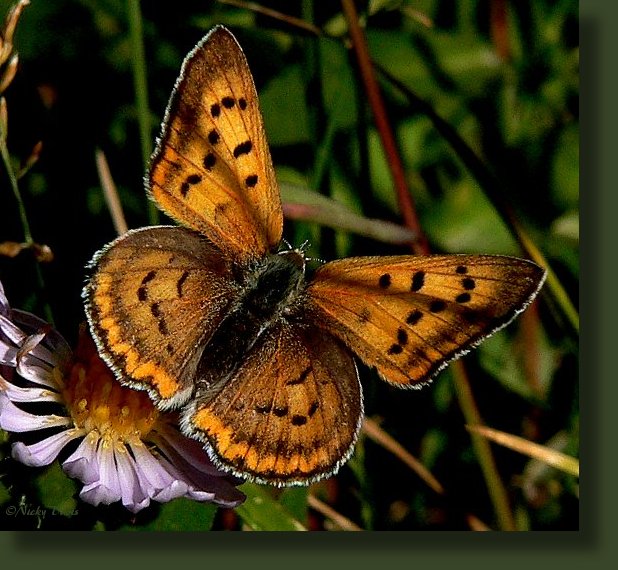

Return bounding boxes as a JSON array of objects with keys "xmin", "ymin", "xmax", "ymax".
[
  {"xmin": 307, "ymin": 254, "xmax": 546, "ymax": 387},
  {"xmin": 183, "ymin": 320, "xmax": 363, "ymax": 486},
  {"xmin": 84, "ymin": 226, "xmax": 239, "ymax": 408},
  {"xmin": 149, "ymin": 26, "xmax": 282, "ymax": 262}
]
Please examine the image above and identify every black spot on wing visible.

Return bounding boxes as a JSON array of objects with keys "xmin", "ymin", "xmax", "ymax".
[
  {"xmin": 273, "ymin": 406, "xmax": 288, "ymax": 418},
  {"xmin": 150, "ymin": 302, "xmax": 161, "ymax": 318},
  {"xmin": 208, "ymin": 129, "xmax": 220, "ymax": 145},
  {"xmin": 204, "ymin": 152, "xmax": 216, "ymax": 170},
  {"xmin": 406, "ymin": 310, "xmax": 423, "ymax": 325},
  {"xmin": 308, "ymin": 401, "xmax": 319, "ymax": 417},
  {"xmin": 177, "ymin": 271, "xmax": 190, "ymax": 298},
  {"xmin": 245, "ymin": 174, "xmax": 258, "ymax": 188},
  {"xmin": 137, "ymin": 271, "xmax": 156, "ymax": 300},
  {"xmin": 233, "ymin": 140, "xmax": 252, "ymax": 158},
  {"xmin": 378, "ymin": 274, "xmax": 391, "ymax": 289},
  {"xmin": 456, "ymin": 292, "xmax": 471, "ymax": 303},
  {"xmin": 180, "ymin": 174, "xmax": 201, "ymax": 197},
  {"xmin": 411, "ymin": 271, "xmax": 425, "ymax": 292},
  {"xmin": 291, "ymin": 415, "xmax": 307, "ymax": 426},
  {"xmin": 387, "ymin": 343, "xmax": 403, "ymax": 355},
  {"xmin": 286, "ymin": 365, "xmax": 313, "ymax": 386},
  {"xmin": 429, "ymin": 300, "xmax": 447, "ymax": 313}
]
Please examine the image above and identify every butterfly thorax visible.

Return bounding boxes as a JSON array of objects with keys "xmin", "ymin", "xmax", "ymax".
[
  {"xmin": 193, "ymin": 249, "xmax": 307, "ymax": 393},
  {"xmin": 239, "ymin": 249, "xmax": 307, "ymax": 320}
]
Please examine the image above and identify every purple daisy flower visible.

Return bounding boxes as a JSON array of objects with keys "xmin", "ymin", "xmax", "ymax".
[{"xmin": 0, "ymin": 280, "xmax": 245, "ymax": 513}]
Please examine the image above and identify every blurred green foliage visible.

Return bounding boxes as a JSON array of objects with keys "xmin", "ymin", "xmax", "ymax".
[{"xmin": 0, "ymin": 0, "xmax": 578, "ymax": 530}]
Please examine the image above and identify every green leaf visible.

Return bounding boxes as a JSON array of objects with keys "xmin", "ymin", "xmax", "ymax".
[
  {"xmin": 0, "ymin": 479, "xmax": 10, "ymax": 506},
  {"xmin": 551, "ymin": 124, "xmax": 579, "ymax": 210},
  {"xmin": 479, "ymin": 326, "xmax": 557, "ymax": 402},
  {"xmin": 235, "ymin": 483, "xmax": 307, "ymax": 531},
  {"xmin": 127, "ymin": 499, "xmax": 218, "ymax": 531},
  {"xmin": 260, "ymin": 64, "xmax": 311, "ymax": 147},
  {"xmin": 34, "ymin": 462, "xmax": 78, "ymax": 517},
  {"xmin": 279, "ymin": 486, "xmax": 309, "ymax": 524},
  {"xmin": 423, "ymin": 180, "xmax": 517, "ymax": 254}
]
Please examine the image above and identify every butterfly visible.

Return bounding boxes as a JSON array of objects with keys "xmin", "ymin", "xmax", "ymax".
[{"xmin": 84, "ymin": 26, "xmax": 546, "ymax": 487}]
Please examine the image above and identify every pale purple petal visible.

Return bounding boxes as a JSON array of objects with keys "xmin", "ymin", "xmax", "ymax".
[
  {"xmin": 0, "ymin": 309, "xmax": 70, "ymax": 387},
  {"xmin": 13, "ymin": 310, "xmax": 72, "ymax": 365},
  {"xmin": 114, "ymin": 446, "xmax": 151, "ymax": 512},
  {"xmin": 129, "ymin": 442, "xmax": 188, "ymax": 501},
  {"xmin": 0, "ymin": 327, "xmax": 59, "ymax": 388},
  {"xmin": 1, "ymin": 380, "xmax": 62, "ymax": 403},
  {"xmin": 0, "ymin": 280, "xmax": 8, "ymax": 316},
  {"xmin": 0, "ymin": 342, "xmax": 17, "ymax": 367},
  {"xmin": 0, "ymin": 313, "xmax": 29, "ymax": 346},
  {"xmin": 62, "ymin": 434, "xmax": 101, "ymax": 484},
  {"xmin": 78, "ymin": 442, "xmax": 122, "ymax": 506},
  {"xmin": 154, "ymin": 423, "xmax": 239, "ymax": 478},
  {"xmin": 15, "ymin": 357, "xmax": 57, "ymax": 389},
  {"xmin": 151, "ymin": 433, "xmax": 245, "ymax": 507},
  {"xmin": 0, "ymin": 393, "xmax": 71, "ymax": 432},
  {"xmin": 184, "ymin": 470, "xmax": 245, "ymax": 508},
  {"xmin": 153, "ymin": 453, "xmax": 215, "ymax": 502},
  {"xmin": 11, "ymin": 428, "xmax": 84, "ymax": 466}
]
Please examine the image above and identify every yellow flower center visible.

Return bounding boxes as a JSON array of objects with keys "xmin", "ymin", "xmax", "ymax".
[{"xmin": 62, "ymin": 328, "xmax": 159, "ymax": 443}]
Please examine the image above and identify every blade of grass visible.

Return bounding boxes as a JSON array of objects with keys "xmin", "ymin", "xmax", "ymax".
[
  {"xmin": 0, "ymin": 2, "xmax": 53, "ymax": 324},
  {"xmin": 217, "ymin": 0, "xmax": 323, "ymax": 36},
  {"xmin": 466, "ymin": 425, "xmax": 579, "ymax": 477},
  {"xmin": 451, "ymin": 364, "xmax": 517, "ymax": 530},
  {"xmin": 126, "ymin": 0, "xmax": 158, "ymax": 225}
]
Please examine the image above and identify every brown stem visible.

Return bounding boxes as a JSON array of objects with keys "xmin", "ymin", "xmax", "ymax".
[{"xmin": 340, "ymin": 0, "xmax": 429, "ymax": 255}]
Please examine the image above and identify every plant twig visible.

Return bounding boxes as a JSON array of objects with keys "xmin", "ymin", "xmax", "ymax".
[
  {"xmin": 95, "ymin": 148, "xmax": 129, "ymax": 236},
  {"xmin": 362, "ymin": 417, "xmax": 444, "ymax": 495},
  {"xmin": 307, "ymin": 494, "xmax": 363, "ymax": 531},
  {"xmin": 218, "ymin": 0, "xmax": 323, "ymax": 36}
]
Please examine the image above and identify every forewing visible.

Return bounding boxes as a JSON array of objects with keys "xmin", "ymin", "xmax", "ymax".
[
  {"xmin": 84, "ymin": 226, "xmax": 239, "ymax": 408},
  {"xmin": 149, "ymin": 25, "xmax": 283, "ymax": 262},
  {"xmin": 307, "ymin": 255, "xmax": 546, "ymax": 388},
  {"xmin": 183, "ymin": 321, "xmax": 363, "ymax": 486}
]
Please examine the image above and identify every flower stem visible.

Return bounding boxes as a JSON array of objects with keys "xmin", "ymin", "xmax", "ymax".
[
  {"xmin": 0, "ymin": 98, "xmax": 53, "ymax": 324},
  {"xmin": 0, "ymin": 101, "xmax": 32, "ymax": 244}
]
